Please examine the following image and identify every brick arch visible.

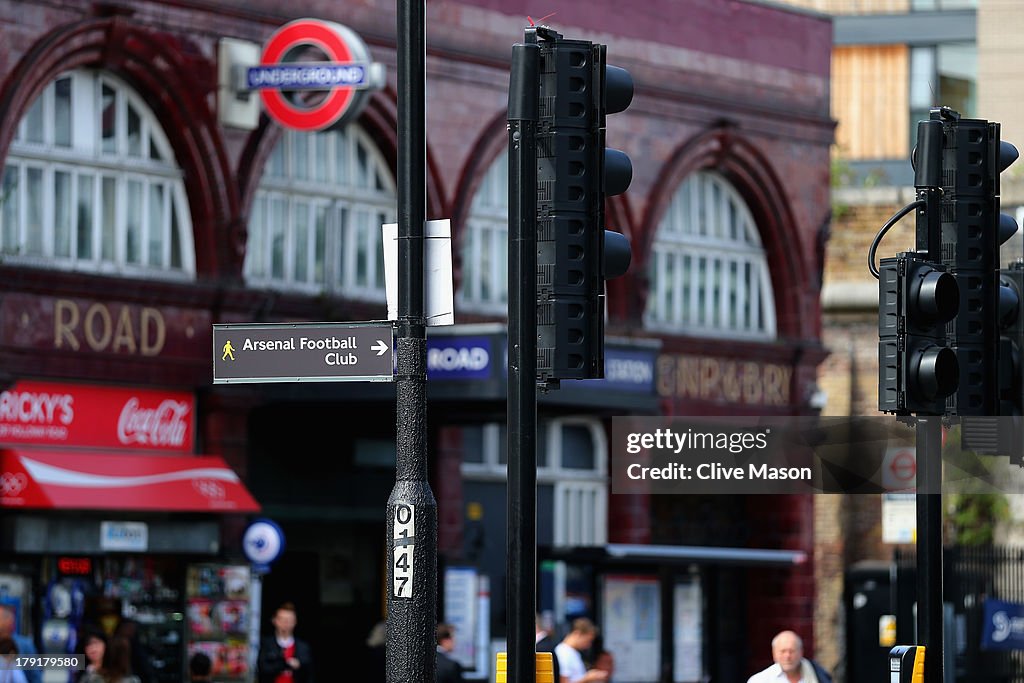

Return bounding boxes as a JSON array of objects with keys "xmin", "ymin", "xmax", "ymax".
[
  {"xmin": 0, "ymin": 15, "xmax": 239, "ymax": 279},
  {"xmin": 236, "ymin": 85, "xmax": 446, "ymax": 256},
  {"xmin": 448, "ymin": 108, "xmax": 511, "ymax": 299},
  {"xmin": 636, "ymin": 125, "xmax": 809, "ymax": 339}
]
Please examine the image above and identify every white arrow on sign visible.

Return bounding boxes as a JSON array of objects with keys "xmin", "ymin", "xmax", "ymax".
[{"xmin": 372, "ymin": 340, "xmax": 389, "ymax": 356}]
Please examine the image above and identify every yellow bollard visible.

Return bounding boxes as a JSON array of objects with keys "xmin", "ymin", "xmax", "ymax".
[{"xmin": 496, "ymin": 651, "xmax": 554, "ymax": 683}]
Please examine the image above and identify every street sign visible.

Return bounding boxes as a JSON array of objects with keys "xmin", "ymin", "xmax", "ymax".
[
  {"xmin": 250, "ymin": 18, "xmax": 384, "ymax": 131},
  {"xmin": 213, "ymin": 322, "xmax": 393, "ymax": 384}
]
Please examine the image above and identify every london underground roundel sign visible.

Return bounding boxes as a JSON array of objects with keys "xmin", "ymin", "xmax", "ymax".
[{"xmin": 248, "ymin": 19, "xmax": 383, "ymax": 131}]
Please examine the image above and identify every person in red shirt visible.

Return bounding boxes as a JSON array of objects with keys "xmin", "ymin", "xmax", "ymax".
[{"xmin": 257, "ymin": 603, "xmax": 314, "ymax": 683}]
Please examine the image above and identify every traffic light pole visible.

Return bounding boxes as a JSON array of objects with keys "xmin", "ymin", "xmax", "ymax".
[
  {"xmin": 916, "ymin": 417, "xmax": 943, "ymax": 683},
  {"xmin": 387, "ymin": 2, "xmax": 437, "ymax": 683},
  {"xmin": 506, "ymin": 30, "xmax": 539, "ymax": 683}
]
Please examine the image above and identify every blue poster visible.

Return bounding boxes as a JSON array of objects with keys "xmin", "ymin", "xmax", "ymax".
[{"xmin": 981, "ymin": 598, "xmax": 1024, "ymax": 650}]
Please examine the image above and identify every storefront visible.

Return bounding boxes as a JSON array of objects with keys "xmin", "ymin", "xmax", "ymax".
[{"xmin": 0, "ymin": 381, "xmax": 260, "ymax": 681}]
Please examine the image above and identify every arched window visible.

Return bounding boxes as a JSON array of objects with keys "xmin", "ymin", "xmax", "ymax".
[
  {"xmin": 246, "ymin": 125, "xmax": 396, "ymax": 299},
  {"xmin": 1, "ymin": 70, "xmax": 195, "ymax": 277},
  {"xmin": 644, "ymin": 171, "xmax": 776, "ymax": 338},
  {"xmin": 458, "ymin": 150, "xmax": 508, "ymax": 314}
]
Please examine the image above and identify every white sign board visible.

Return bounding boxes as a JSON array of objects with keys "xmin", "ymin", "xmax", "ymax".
[
  {"xmin": 100, "ymin": 520, "xmax": 148, "ymax": 551},
  {"xmin": 602, "ymin": 575, "xmax": 660, "ymax": 683},
  {"xmin": 882, "ymin": 493, "xmax": 916, "ymax": 544},
  {"xmin": 383, "ymin": 220, "xmax": 454, "ymax": 326}
]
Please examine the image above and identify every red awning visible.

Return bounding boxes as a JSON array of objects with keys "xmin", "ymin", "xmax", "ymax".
[{"xmin": 0, "ymin": 449, "xmax": 260, "ymax": 513}]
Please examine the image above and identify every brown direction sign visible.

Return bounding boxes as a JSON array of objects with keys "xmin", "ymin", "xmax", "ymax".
[{"xmin": 213, "ymin": 322, "xmax": 393, "ymax": 383}]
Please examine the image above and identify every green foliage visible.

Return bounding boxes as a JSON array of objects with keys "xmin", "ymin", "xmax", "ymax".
[{"xmin": 942, "ymin": 426, "xmax": 1011, "ymax": 546}]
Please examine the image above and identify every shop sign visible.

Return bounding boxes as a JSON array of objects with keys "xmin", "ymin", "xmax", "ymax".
[
  {"xmin": 656, "ymin": 353, "xmax": 792, "ymax": 407},
  {"xmin": 981, "ymin": 599, "xmax": 1024, "ymax": 650},
  {"xmin": 0, "ymin": 293, "xmax": 212, "ymax": 360},
  {"xmin": 250, "ymin": 18, "xmax": 384, "ymax": 131},
  {"xmin": 427, "ymin": 336, "xmax": 492, "ymax": 380},
  {"xmin": 601, "ymin": 348, "xmax": 656, "ymax": 393},
  {"xmin": 0, "ymin": 381, "xmax": 194, "ymax": 452},
  {"xmin": 100, "ymin": 521, "xmax": 148, "ymax": 552}
]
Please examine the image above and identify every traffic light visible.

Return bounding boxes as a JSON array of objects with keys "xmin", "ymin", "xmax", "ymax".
[
  {"xmin": 533, "ymin": 28, "xmax": 633, "ymax": 384},
  {"xmin": 925, "ymin": 108, "xmax": 1015, "ymax": 417},
  {"xmin": 996, "ymin": 263, "xmax": 1023, "ymax": 462},
  {"xmin": 878, "ymin": 253, "xmax": 960, "ymax": 415}
]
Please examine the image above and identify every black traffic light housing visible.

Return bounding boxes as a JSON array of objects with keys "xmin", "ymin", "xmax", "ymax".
[
  {"xmin": 878, "ymin": 253, "xmax": 960, "ymax": 415},
  {"xmin": 533, "ymin": 28, "xmax": 633, "ymax": 385}
]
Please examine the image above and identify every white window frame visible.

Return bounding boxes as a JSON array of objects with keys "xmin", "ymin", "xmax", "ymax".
[
  {"xmin": 458, "ymin": 150, "xmax": 509, "ymax": 314},
  {"xmin": 2, "ymin": 70, "xmax": 195, "ymax": 278},
  {"xmin": 644, "ymin": 170, "xmax": 776, "ymax": 339},
  {"xmin": 247, "ymin": 125, "xmax": 396, "ymax": 300},
  {"xmin": 460, "ymin": 416, "xmax": 607, "ymax": 547}
]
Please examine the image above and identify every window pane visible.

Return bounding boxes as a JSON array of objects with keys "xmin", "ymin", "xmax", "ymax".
[
  {"xmin": 910, "ymin": 48, "xmax": 936, "ymax": 110},
  {"xmin": 101, "ymin": 176, "xmax": 116, "ymax": 260},
  {"xmin": 562, "ymin": 425, "xmax": 595, "ymax": 470},
  {"xmin": 54, "ymin": 78, "xmax": 72, "ymax": 148},
  {"xmin": 127, "ymin": 103, "xmax": 142, "ymax": 157},
  {"xmin": 462, "ymin": 426, "xmax": 485, "ymax": 464},
  {"xmin": 24, "ymin": 96, "xmax": 44, "ymax": 144},
  {"xmin": 125, "ymin": 179, "xmax": 143, "ymax": 264},
  {"xmin": 293, "ymin": 133, "xmax": 309, "ymax": 181},
  {"xmin": 25, "ymin": 167, "xmax": 43, "ymax": 255},
  {"xmin": 170, "ymin": 202, "xmax": 182, "ymax": 269},
  {"xmin": 54, "ymin": 171, "xmax": 71, "ymax": 258},
  {"xmin": 77, "ymin": 175, "xmax": 94, "ymax": 260},
  {"xmin": 271, "ymin": 198, "xmax": 286, "ymax": 279},
  {"xmin": 315, "ymin": 205, "xmax": 327, "ymax": 284},
  {"xmin": 294, "ymin": 202, "xmax": 309, "ymax": 283},
  {"xmin": 148, "ymin": 184, "xmax": 165, "ymax": 267},
  {"xmin": 2, "ymin": 167, "xmax": 19, "ymax": 252},
  {"xmin": 101, "ymin": 84, "xmax": 116, "ymax": 154},
  {"xmin": 355, "ymin": 208, "xmax": 370, "ymax": 286}
]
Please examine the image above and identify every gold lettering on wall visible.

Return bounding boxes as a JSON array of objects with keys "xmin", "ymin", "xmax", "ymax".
[
  {"xmin": 657, "ymin": 354, "xmax": 792, "ymax": 407},
  {"xmin": 53, "ymin": 299, "xmax": 167, "ymax": 356}
]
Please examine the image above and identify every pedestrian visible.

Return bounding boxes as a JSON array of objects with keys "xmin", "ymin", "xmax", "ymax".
[
  {"xmin": 365, "ymin": 620, "xmax": 387, "ymax": 683},
  {"xmin": 79, "ymin": 636, "xmax": 140, "ymax": 683},
  {"xmin": 434, "ymin": 623, "xmax": 464, "ymax": 683},
  {"xmin": 0, "ymin": 637, "xmax": 29, "ymax": 683},
  {"xmin": 74, "ymin": 628, "xmax": 107, "ymax": 682},
  {"xmin": 113, "ymin": 619, "xmax": 153, "ymax": 683},
  {"xmin": 534, "ymin": 614, "xmax": 561, "ymax": 683},
  {"xmin": 257, "ymin": 602, "xmax": 314, "ymax": 683},
  {"xmin": 0, "ymin": 606, "xmax": 38, "ymax": 683},
  {"xmin": 746, "ymin": 630, "xmax": 832, "ymax": 683},
  {"xmin": 189, "ymin": 652, "xmax": 215, "ymax": 682},
  {"xmin": 554, "ymin": 618, "xmax": 608, "ymax": 683}
]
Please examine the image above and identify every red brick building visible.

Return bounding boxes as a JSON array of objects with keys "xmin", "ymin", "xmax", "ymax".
[{"xmin": 0, "ymin": 1, "xmax": 832, "ymax": 681}]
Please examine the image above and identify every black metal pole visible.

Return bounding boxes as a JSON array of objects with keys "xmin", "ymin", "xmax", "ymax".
[
  {"xmin": 915, "ymin": 417, "xmax": 943, "ymax": 683},
  {"xmin": 507, "ymin": 31, "xmax": 539, "ymax": 683},
  {"xmin": 387, "ymin": 2, "xmax": 436, "ymax": 683}
]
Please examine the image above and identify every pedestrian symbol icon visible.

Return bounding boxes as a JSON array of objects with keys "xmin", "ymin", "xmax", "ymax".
[{"xmin": 222, "ymin": 340, "xmax": 235, "ymax": 361}]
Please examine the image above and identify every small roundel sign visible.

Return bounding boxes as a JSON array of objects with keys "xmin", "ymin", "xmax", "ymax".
[
  {"xmin": 248, "ymin": 19, "xmax": 381, "ymax": 131},
  {"xmin": 243, "ymin": 518, "xmax": 285, "ymax": 567}
]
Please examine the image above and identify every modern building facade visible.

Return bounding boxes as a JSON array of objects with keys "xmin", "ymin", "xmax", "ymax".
[{"xmin": 0, "ymin": 1, "xmax": 832, "ymax": 681}]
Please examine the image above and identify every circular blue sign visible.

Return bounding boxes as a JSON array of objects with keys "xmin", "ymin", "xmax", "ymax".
[{"xmin": 243, "ymin": 518, "xmax": 285, "ymax": 567}]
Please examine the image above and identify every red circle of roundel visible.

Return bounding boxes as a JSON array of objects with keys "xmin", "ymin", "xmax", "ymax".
[{"xmin": 260, "ymin": 20, "xmax": 357, "ymax": 131}]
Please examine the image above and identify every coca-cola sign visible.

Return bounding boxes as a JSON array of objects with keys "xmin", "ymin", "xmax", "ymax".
[{"xmin": 0, "ymin": 381, "xmax": 194, "ymax": 452}]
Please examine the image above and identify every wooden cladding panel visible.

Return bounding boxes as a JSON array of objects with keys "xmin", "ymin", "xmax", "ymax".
[{"xmin": 832, "ymin": 45, "xmax": 910, "ymax": 160}]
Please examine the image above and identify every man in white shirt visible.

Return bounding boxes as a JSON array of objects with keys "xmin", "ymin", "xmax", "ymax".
[
  {"xmin": 747, "ymin": 631, "xmax": 832, "ymax": 683},
  {"xmin": 553, "ymin": 618, "xmax": 608, "ymax": 683}
]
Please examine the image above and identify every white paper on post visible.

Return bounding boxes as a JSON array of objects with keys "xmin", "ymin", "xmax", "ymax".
[{"xmin": 383, "ymin": 219, "xmax": 454, "ymax": 326}]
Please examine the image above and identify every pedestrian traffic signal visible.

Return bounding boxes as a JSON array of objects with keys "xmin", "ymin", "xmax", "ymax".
[
  {"xmin": 533, "ymin": 28, "xmax": 633, "ymax": 384},
  {"xmin": 878, "ymin": 253, "xmax": 960, "ymax": 415}
]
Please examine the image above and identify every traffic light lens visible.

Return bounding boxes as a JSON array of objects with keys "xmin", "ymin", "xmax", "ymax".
[
  {"xmin": 914, "ymin": 270, "xmax": 959, "ymax": 324},
  {"xmin": 916, "ymin": 345, "xmax": 959, "ymax": 400}
]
